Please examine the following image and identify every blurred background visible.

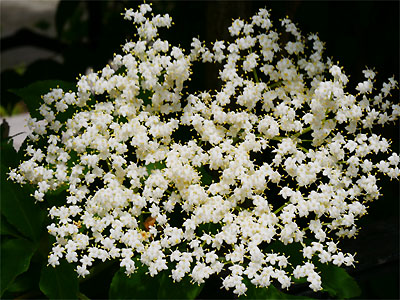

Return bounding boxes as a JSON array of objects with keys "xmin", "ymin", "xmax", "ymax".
[{"xmin": 1, "ymin": 1, "xmax": 398, "ymax": 299}]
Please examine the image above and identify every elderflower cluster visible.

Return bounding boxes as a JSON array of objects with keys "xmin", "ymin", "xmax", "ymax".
[{"xmin": 9, "ymin": 3, "xmax": 399, "ymax": 296}]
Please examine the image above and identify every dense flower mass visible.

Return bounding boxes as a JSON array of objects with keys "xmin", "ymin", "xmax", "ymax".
[{"xmin": 9, "ymin": 3, "xmax": 399, "ymax": 295}]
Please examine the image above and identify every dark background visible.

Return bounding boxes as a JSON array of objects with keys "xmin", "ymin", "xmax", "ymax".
[{"xmin": 1, "ymin": 1, "xmax": 399, "ymax": 299}]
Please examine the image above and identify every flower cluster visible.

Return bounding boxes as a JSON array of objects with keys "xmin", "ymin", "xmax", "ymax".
[{"xmin": 9, "ymin": 3, "xmax": 399, "ymax": 296}]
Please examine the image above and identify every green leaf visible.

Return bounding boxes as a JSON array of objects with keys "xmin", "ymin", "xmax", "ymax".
[
  {"xmin": 138, "ymin": 86, "xmax": 153, "ymax": 106},
  {"xmin": 39, "ymin": 260, "xmax": 79, "ymax": 299},
  {"xmin": 6, "ymin": 260, "xmax": 41, "ymax": 293},
  {"xmin": 197, "ymin": 222, "xmax": 221, "ymax": 235},
  {"xmin": 0, "ymin": 169, "xmax": 45, "ymax": 242},
  {"xmin": 1, "ymin": 138, "xmax": 19, "ymax": 166},
  {"xmin": 264, "ymin": 240, "xmax": 305, "ymax": 267},
  {"xmin": 0, "ymin": 238, "xmax": 36, "ymax": 296},
  {"xmin": 0, "ymin": 142, "xmax": 46, "ymax": 242},
  {"xmin": 145, "ymin": 161, "xmax": 166, "ymax": 176},
  {"xmin": 109, "ymin": 263, "xmax": 160, "ymax": 299},
  {"xmin": 197, "ymin": 166, "xmax": 213, "ymax": 186},
  {"xmin": 240, "ymin": 282, "xmax": 314, "ymax": 299},
  {"xmin": 9, "ymin": 80, "xmax": 75, "ymax": 119},
  {"xmin": 1, "ymin": 214, "xmax": 24, "ymax": 238},
  {"xmin": 157, "ymin": 273, "xmax": 204, "ymax": 299},
  {"xmin": 317, "ymin": 263, "xmax": 361, "ymax": 299}
]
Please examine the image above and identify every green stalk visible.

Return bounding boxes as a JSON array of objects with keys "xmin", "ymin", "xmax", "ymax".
[
  {"xmin": 274, "ymin": 202, "xmax": 289, "ymax": 214},
  {"xmin": 268, "ymin": 81, "xmax": 283, "ymax": 89},
  {"xmin": 253, "ymin": 69, "xmax": 259, "ymax": 83},
  {"xmin": 298, "ymin": 145, "xmax": 309, "ymax": 153},
  {"xmin": 293, "ymin": 126, "xmax": 312, "ymax": 138}
]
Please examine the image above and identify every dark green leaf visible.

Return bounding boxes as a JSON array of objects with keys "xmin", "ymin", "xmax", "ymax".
[
  {"xmin": 157, "ymin": 272, "xmax": 204, "ymax": 299},
  {"xmin": 0, "ymin": 238, "xmax": 36, "ymax": 296},
  {"xmin": 46, "ymin": 184, "xmax": 68, "ymax": 197},
  {"xmin": 9, "ymin": 80, "xmax": 75, "ymax": 120},
  {"xmin": 115, "ymin": 66, "xmax": 127, "ymax": 76},
  {"xmin": 0, "ymin": 170, "xmax": 45, "ymax": 242},
  {"xmin": 6, "ymin": 262, "xmax": 39, "ymax": 293},
  {"xmin": 292, "ymin": 277, "xmax": 308, "ymax": 285},
  {"xmin": 197, "ymin": 166, "xmax": 213, "ymax": 186},
  {"xmin": 109, "ymin": 262, "xmax": 160, "ymax": 299},
  {"xmin": 0, "ymin": 142, "xmax": 46, "ymax": 242},
  {"xmin": 139, "ymin": 87, "xmax": 153, "ymax": 106},
  {"xmin": 0, "ymin": 214, "xmax": 24, "ymax": 238},
  {"xmin": 240, "ymin": 281, "xmax": 313, "ymax": 299},
  {"xmin": 39, "ymin": 260, "xmax": 79, "ymax": 299},
  {"xmin": 317, "ymin": 263, "xmax": 361, "ymax": 299},
  {"xmin": 1, "ymin": 138, "xmax": 20, "ymax": 167},
  {"xmin": 264, "ymin": 240, "xmax": 305, "ymax": 267},
  {"xmin": 197, "ymin": 222, "xmax": 221, "ymax": 235},
  {"xmin": 145, "ymin": 161, "xmax": 166, "ymax": 176}
]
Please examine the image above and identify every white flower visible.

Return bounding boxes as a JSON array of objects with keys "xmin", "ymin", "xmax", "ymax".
[
  {"xmin": 76, "ymin": 265, "xmax": 90, "ymax": 277},
  {"xmin": 332, "ymin": 252, "xmax": 346, "ymax": 266},
  {"xmin": 356, "ymin": 80, "xmax": 373, "ymax": 94},
  {"xmin": 229, "ymin": 19, "xmax": 244, "ymax": 36},
  {"xmin": 329, "ymin": 65, "xmax": 342, "ymax": 77},
  {"xmin": 362, "ymin": 69, "xmax": 375, "ymax": 79}
]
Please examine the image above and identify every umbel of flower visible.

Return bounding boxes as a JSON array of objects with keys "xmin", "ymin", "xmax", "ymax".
[{"xmin": 9, "ymin": 3, "xmax": 399, "ymax": 296}]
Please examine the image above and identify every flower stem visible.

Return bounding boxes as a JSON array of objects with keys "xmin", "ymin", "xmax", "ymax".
[
  {"xmin": 274, "ymin": 202, "xmax": 289, "ymax": 214},
  {"xmin": 293, "ymin": 126, "xmax": 312, "ymax": 138},
  {"xmin": 253, "ymin": 69, "xmax": 259, "ymax": 83}
]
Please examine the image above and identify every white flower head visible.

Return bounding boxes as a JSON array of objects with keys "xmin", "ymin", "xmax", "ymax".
[{"xmin": 8, "ymin": 2, "xmax": 399, "ymax": 297}]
